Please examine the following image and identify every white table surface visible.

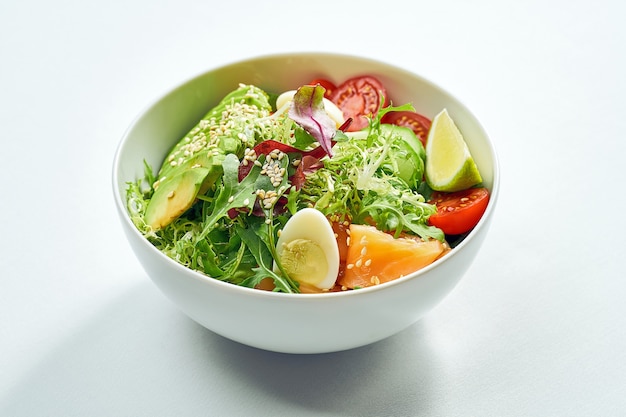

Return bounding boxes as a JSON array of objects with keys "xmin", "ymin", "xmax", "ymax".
[{"xmin": 2, "ymin": 0, "xmax": 625, "ymax": 415}]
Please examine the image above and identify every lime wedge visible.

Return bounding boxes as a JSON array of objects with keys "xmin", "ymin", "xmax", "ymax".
[{"xmin": 425, "ymin": 109, "xmax": 482, "ymax": 192}]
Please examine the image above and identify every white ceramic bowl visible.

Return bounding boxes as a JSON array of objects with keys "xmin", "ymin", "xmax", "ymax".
[{"xmin": 113, "ymin": 52, "xmax": 500, "ymax": 354}]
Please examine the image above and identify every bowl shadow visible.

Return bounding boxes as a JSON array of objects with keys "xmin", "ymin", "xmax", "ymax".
[{"xmin": 2, "ymin": 280, "xmax": 442, "ymax": 417}]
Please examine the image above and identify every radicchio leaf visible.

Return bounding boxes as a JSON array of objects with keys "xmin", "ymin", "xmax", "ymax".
[
  {"xmin": 238, "ymin": 140, "xmax": 328, "ymax": 182},
  {"xmin": 288, "ymin": 84, "xmax": 336, "ymax": 157}
]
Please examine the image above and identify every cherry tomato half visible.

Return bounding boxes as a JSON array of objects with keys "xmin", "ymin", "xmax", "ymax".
[
  {"xmin": 381, "ymin": 110, "xmax": 432, "ymax": 146},
  {"xmin": 330, "ymin": 75, "xmax": 387, "ymax": 131},
  {"xmin": 428, "ymin": 188, "xmax": 490, "ymax": 235},
  {"xmin": 308, "ymin": 78, "xmax": 336, "ymax": 99}
]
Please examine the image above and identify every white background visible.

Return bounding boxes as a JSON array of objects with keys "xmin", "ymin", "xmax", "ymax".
[{"xmin": 1, "ymin": 0, "xmax": 625, "ymax": 415}]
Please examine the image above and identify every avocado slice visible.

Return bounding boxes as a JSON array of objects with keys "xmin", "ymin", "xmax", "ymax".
[
  {"xmin": 145, "ymin": 167, "xmax": 210, "ymax": 231},
  {"xmin": 160, "ymin": 84, "xmax": 273, "ymax": 170},
  {"xmin": 380, "ymin": 124, "xmax": 426, "ymax": 188},
  {"xmin": 144, "ymin": 85, "xmax": 273, "ymax": 231},
  {"xmin": 145, "ymin": 151, "xmax": 224, "ymax": 231}
]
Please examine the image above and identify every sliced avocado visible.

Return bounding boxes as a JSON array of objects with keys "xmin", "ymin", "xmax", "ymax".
[
  {"xmin": 145, "ymin": 151, "xmax": 224, "ymax": 231},
  {"xmin": 145, "ymin": 167, "xmax": 211, "ymax": 231},
  {"xmin": 160, "ymin": 84, "xmax": 273, "ymax": 169},
  {"xmin": 380, "ymin": 124, "xmax": 426, "ymax": 188},
  {"xmin": 159, "ymin": 148, "xmax": 224, "ymax": 185},
  {"xmin": 195, "ymin": 152, "xmax": 225, "ymax": 196},
  {"xmin": 144, "ymin": 84, "xmax": 273, "ymax": 231}
]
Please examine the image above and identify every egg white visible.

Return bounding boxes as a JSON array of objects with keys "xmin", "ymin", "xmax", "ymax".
[{"xmin": 275, "ymin": 208, "xmax": 340, "ymax": 290}]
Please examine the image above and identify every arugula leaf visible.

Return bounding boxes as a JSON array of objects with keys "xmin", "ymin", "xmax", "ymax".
[
  {"xmin": 288, "ymin": 85, "xmax": 336, "ymax": 157},
  {"xmin": 196, "ymin": 153, "xmax": 258, "ymax": 242},
  {"xmin": 194, "ymin": 239, "xmax": 225, "ymax": 277},
  {"xmin": 235, "ymin": 222, "xmax": 300, "ymax": 293}
]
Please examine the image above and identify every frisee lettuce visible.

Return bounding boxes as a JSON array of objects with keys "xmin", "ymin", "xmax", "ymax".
[
  {"xmin": 298, "ymin": 103, "xmax": 444, "ymax": 241},
  {"xmin": 126, "ymin": 84, "xmax": 443, "ymax": 293}
]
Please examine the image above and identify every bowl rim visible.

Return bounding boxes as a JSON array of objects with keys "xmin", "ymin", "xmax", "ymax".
[{"xmin": 112, "ymin": 51, "xmax": 500, "ymax": 300}]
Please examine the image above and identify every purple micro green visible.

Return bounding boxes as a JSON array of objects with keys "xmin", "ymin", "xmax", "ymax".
[{"xmin": 288, "ymin": 84, "xmax": 336, "ymax": 157}]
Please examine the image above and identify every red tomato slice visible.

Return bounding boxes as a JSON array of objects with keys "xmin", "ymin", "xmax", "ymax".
[
  {"xmin": 428, "ymin": 188, "xmax": 490, "ymax": 235},
  {"xmin": 308, "ymin": 78, "xmax": 336, "ymax": 99},
  {"xmin": 381, "ymin": 110, "xmax": 431, "ymax": 146},
  {"xmin": 330, "ymin": 75, "xmax": 387, "ymax": 131}
]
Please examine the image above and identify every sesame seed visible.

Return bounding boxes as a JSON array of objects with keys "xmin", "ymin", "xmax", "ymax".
[
  {"xmin": 243, "ymin": 198, "xmax": 250, "ymax": 206},
  {"xmin": 364, "ymin": 259, "xmax": 372, "ymax": 267},
  {"xmin": 228, "ymin": 196, "xmax": 234, "ymax": 203},
  {"xmin": 346, "ymin": 264, "xmax": 354, "ymax": 269},
  {"xmin": 360, "ymin": 247, "xmax": 367, "ymax": 256},
  {"xmin": 355, "ymin": 259, "xmax": 362, "ymax": 268},
  {"xmin": 167, "ymin": 191, "xmax": 175, "ymax": 199}
]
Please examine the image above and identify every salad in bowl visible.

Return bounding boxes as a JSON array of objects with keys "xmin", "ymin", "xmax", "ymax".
[{"xmin": 113, "ymin": 53, "xmax": 499, "ymax": 353}]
